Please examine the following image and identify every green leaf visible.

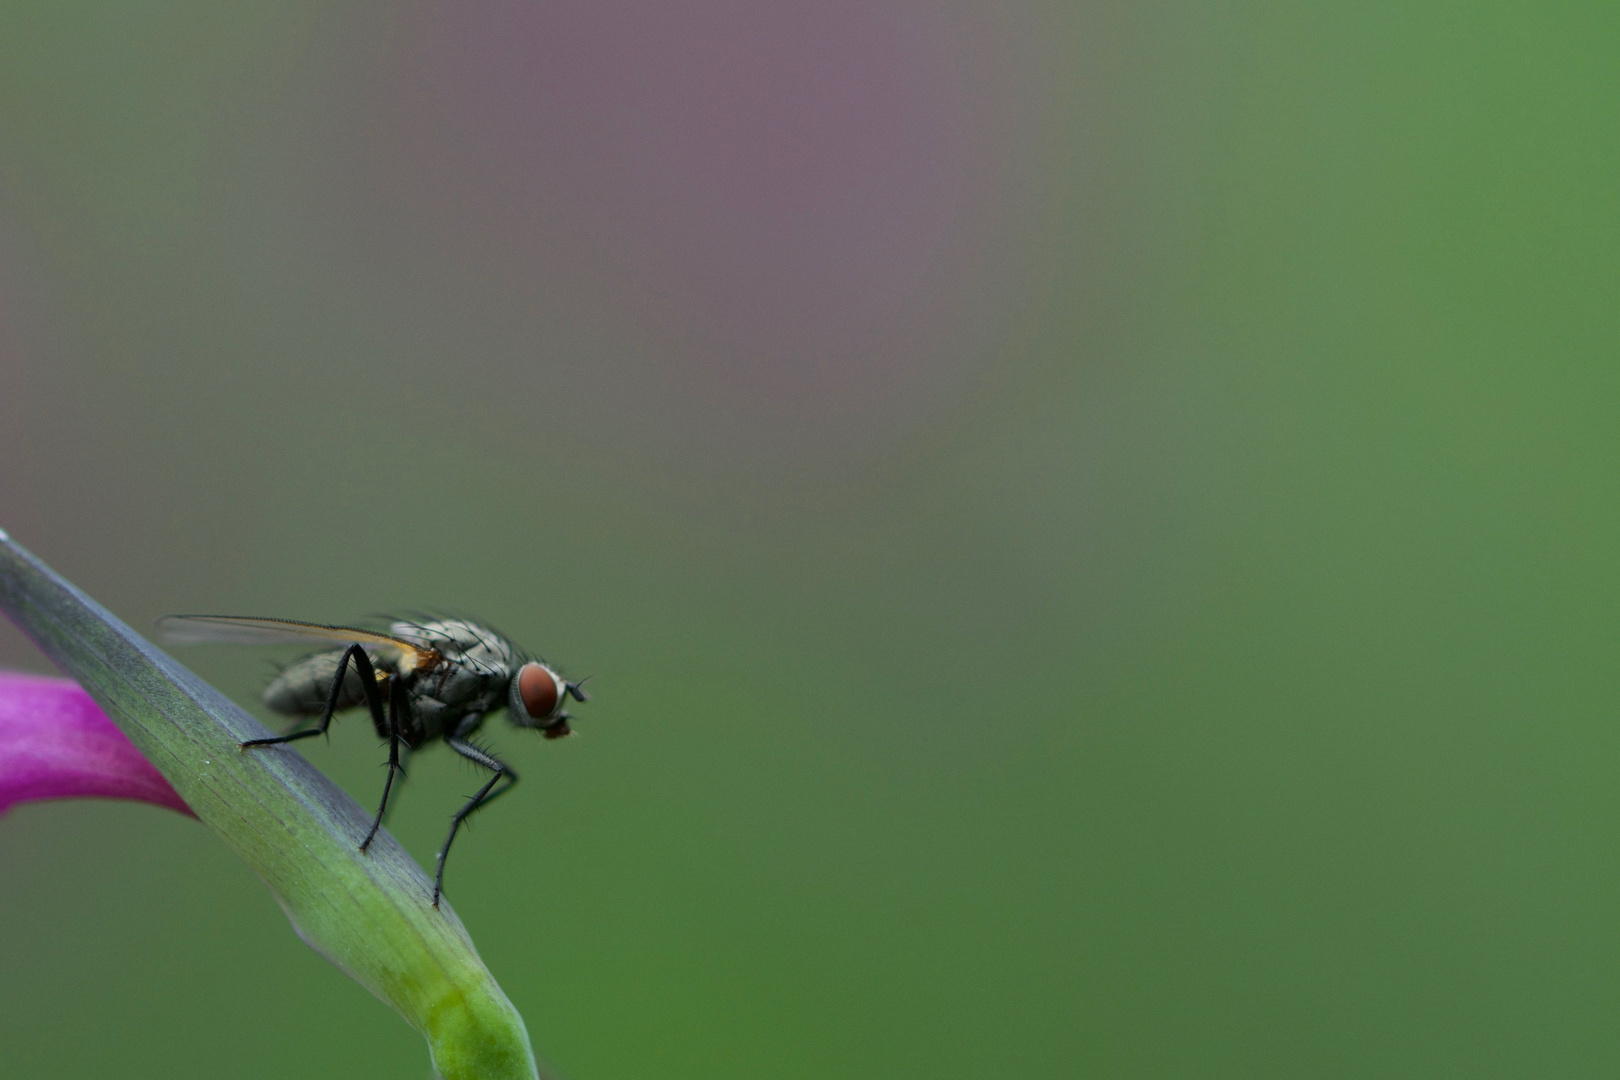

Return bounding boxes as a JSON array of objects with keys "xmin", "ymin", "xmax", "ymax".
[{"xmin": 0, "ymin": 530, "xmax": 538, "ymax": 1080}]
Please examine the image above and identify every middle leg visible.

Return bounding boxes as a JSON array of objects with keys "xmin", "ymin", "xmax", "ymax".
[{"xmin": 360, "ymin": 675, "xmax": 411, "ymax": 852}]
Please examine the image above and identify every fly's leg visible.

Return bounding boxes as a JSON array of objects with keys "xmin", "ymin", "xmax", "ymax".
[
  {"xmin": 360, "ymin": 676, "xmax": 411, "ymax": 852},
  {"xmin": 433, "ymin": 738, "xmax": 520, "ymax": 908},
  {"xmin": 387, "ymin": 748, "xmax": 413, "ymax": 816},
  {"xmin": 241, "ymin": 643, "xmax": 386, "ymax": 749}
]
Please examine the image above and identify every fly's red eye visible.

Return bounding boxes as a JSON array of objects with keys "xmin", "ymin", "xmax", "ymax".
[{"xmin": 518, "ymin": 662, "xmax": 560, "ymax": 720}]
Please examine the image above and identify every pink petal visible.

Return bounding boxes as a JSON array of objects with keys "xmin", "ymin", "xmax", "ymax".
[{"xmin": 0, "ymin": 672, "xmax": 194, "ymax": 817}]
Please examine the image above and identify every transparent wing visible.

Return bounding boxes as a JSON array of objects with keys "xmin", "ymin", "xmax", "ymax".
[{"xmin": 155, "ymin": 615, "xmax": 441, "ymax": 670}]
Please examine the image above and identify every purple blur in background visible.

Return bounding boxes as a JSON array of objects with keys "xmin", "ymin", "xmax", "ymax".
[
  {"xmin": 351, "ymin": 0, "xmax": 1001, "ymax": 414},
  {"xmin": 0, "ymin": 672, "xmax": 192, "ymax": 818}
]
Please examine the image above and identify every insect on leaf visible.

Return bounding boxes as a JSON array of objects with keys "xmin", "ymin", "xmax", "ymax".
[{"xmin": 0, "ymin": 530, "xmax": 538, "ymax": 1080}]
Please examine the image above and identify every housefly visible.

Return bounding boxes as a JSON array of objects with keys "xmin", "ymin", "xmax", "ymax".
[{"xmin": 157, "ymin": 614, "xmax": 589, "ymax": 906}]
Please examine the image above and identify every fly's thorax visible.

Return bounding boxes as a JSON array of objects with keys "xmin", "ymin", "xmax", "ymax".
[
  {"xmin": 388, "ymin": 618, "xmax": 520, "ymax": 720},
  {"xmin": 418, "ymin": 659, "xmax": 510, "ymax": 718},
  {"xmin": 390, "ymin": 619, "xmax": 518, "ymax": 670}
]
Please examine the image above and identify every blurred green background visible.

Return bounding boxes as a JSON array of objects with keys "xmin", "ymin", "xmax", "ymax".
[{"xmin": 1, "ymin": 2, "xmax": 1617, "ymax": 1077}]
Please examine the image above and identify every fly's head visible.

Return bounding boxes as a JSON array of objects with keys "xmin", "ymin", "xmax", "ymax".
[{"xmin": 508, "ymin": 660, "xmax": 590, "ymax": 739}]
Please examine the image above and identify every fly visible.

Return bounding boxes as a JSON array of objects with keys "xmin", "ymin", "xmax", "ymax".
[{"xmin": 157, "ymin": 613, "xmax": 590, "ymax": 907}]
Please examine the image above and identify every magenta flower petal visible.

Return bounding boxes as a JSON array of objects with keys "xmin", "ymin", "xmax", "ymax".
[{"xmin": 0, "ymin": 671, "xmax": 194, "ymax": 816}]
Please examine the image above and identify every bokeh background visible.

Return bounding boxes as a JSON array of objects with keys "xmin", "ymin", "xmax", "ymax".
[{"xmin": 1, "ymin": 2, "xmax": 1617, "ymax": 1077}]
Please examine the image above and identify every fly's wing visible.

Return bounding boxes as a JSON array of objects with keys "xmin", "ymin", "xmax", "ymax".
[{"xmin": 155, "ymin": 615, "xmax": 442, "ymax": 671}]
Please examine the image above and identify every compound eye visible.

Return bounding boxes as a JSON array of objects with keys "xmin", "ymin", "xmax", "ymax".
[{"xmin": 517, "ymin": 662, "xmax": 560, "ymax": 720}]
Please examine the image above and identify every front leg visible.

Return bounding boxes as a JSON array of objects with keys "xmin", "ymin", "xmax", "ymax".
[{"xmin": 433, "ymin": 737, "xmax": 519, "ymax": 907}]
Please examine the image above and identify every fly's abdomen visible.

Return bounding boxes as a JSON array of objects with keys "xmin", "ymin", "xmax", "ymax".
[{"xmin": 263, "ymin": 651, "xmax": 375, "ymax": 717}]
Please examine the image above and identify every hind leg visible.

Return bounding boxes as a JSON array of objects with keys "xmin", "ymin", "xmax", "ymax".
[{"xmin": 241, "ymin": 643, "xmax": 387, "ymax": 749}]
